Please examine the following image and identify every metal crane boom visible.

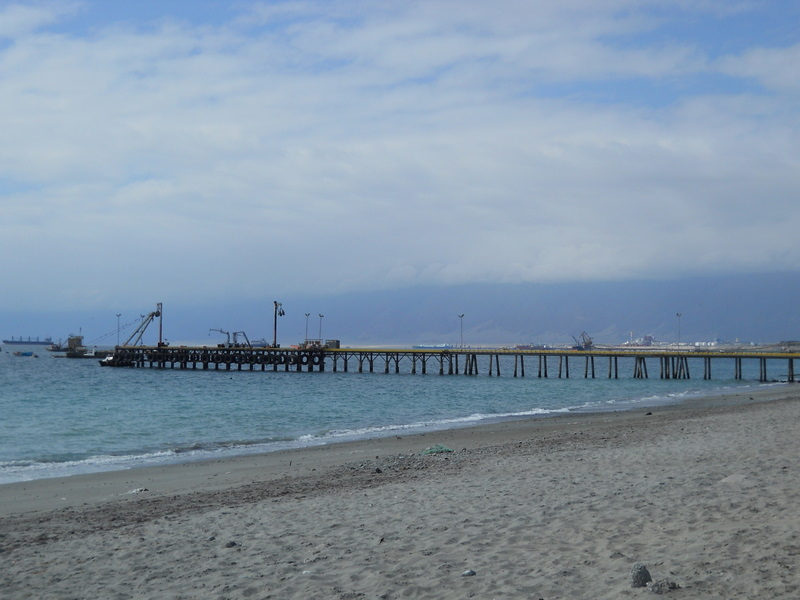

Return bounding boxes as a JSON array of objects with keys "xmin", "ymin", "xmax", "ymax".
[
  {"xmin": 232, "ymin": 331, "xmax": 252, "ymax": 348},
  {"xmin": 209, "ymin": 328, "xmax": 231, "ymax": 347},
  {"xmin": 122, "ymin": 304, "xmax": 162, "ymax": 347}
]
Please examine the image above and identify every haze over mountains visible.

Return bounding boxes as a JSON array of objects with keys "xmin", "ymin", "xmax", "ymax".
[{"xmin": 4, "ymin": 272, "xmax": 796, "ymax": 349}]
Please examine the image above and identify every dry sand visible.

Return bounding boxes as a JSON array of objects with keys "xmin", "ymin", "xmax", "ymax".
[{"xmin": 2, "ymin": 385, "xmax": 799, "ymax": 599}]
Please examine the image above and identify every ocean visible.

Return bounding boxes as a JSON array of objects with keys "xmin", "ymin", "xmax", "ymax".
[{"xmin": 0, "ymin": 348, "xmax": 780, "ymax": 484}]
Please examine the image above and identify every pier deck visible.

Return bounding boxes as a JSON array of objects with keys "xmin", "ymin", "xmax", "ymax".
[{"xmin": 102, "ymin": 346, "xmax": 800, "ymax": 382}]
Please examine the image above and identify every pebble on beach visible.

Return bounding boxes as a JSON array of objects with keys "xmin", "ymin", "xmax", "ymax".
[{"xmin": 648, "ymin": 578, "xmax": 681, "ymax": 594}]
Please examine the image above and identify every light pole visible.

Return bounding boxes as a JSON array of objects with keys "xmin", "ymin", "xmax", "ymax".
[
  {"xmin": 676, "ymin": 312, "xmax": 682, "ymax": 345},
  {"xmin": 458, "ymin": 314, "xmax": 464, "ymax": 348},
  {"xmin": 116, "ymin": 313, "xmax": 121, "ymax": 346},
  {"xmin": 318, "ymin": 314, "xmax": 324, "ymax": 342},
  {"xmin": 304, "ymin": 313, "xmax": 310, "ymax": 342},
  {"xmin": 273, "ymin": 301, "xmax": 285, "ymax": 348}
]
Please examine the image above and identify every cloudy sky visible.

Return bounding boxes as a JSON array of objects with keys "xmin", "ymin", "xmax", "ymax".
[{"xmin": 1, "ymin": 1, "xmax": 798, "ymax": 340}]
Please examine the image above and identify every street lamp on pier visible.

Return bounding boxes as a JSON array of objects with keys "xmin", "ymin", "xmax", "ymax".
[
  {"xmin": 273, "ymin": 301, "xmax": 285, "ymax": 348},
  {"xmin": 676, "ymin": 312, "xmax": 682, "ymax": 345},
  {"xmin": 305, "ymin": 313, "xmax": 311, "ymax": 342},
  {"xmin": 116, "ymin": 313, "xmax": 121, "ymax": 346},
  {"xmin": 318, "ymin": 314, "xmax": 324, "ymax": 342},
  {"xmin": 458, "ymin": 314, "xmax": 464, "ymax": 348}
]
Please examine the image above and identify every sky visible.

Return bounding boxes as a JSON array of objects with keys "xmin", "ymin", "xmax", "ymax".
[{"xmin": 1, "ymin": 1, "xmax": 798, "ymax": 345}]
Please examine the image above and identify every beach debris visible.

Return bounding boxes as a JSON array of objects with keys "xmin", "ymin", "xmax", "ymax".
[
  {"xmin": 630, "ymin": 562, "xmax": 652, "ymax": 588},
  {"xmin": 420, "ymin": 444, "xmax": 454, "ymax": 455},
  {"xmin": 461, "ymin": 569, "xmax": 477, "ymax": 577},
  {"xmin": 224, "ymin": 541, "xmax": 239, "ymax": 548},
  {"xmin": 127, "ymin": 488, "xmax": 149, "ymax": 494},
  {"xmin": 648, "ymin": 579, "xmax": 680, "ymax": 594}
]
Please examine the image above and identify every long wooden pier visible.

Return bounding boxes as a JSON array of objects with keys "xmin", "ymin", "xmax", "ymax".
[{"xmin": 102, "ymin": 346, "xmax": 800, "ymax": 382}]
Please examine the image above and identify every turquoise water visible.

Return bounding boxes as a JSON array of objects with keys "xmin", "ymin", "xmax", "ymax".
[{"xmin": 0, "ymin": 349, "xmax": 780, "ymax": 483}]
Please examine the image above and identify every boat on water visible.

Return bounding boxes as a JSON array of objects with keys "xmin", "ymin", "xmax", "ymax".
[
  {"xmin": 3, "ymin": 336, "xmax": 53, "ymax": 346},
  {"xmin": 12, "ymin": 351, "xmax": 38, "ymax": 357},
  {"xmin": 50, "ymin": 335, "xmax": 112, "ymax": 359}
]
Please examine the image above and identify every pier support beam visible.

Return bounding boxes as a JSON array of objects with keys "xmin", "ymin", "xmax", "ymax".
[
  {"xmin": 633, "ymin": 356, "xmax": 648, "ymax": 379},
  {"xmin": 538, "ymin": 355, "xmax": 548, "ymax": 378},
  {"xmin": 672, "ymin": 356, "xmax": 690, "ymax": 379},
  {"xmin": 488, "ymin": 354, "xmax": 501, "ymax": 376},
  {"xmin": 513, "ymin": 355, "xmax": 525, "ymax": 377},
  {"xmin": 607, "ymin": 356, "xmax": 618, "ymax": 379},
  {"xmin": 558, "ymin": 355, "xmax": 569, "ymax": 378}
]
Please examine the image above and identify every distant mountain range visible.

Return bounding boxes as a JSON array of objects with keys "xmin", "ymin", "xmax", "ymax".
[
  {"xmin": 292, "ymin": 271, "xmax": 799, "ymax": 346},
  {"xmin": 160, "ymin": 271, "xmax": 800, "ymax": 346},
  {"xmin": 3, "ymin": 271, "xmax": 798, "ymax": 348}
]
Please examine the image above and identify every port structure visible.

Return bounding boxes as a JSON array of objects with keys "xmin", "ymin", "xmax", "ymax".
[{"xmin": 101, "ymin": 345, "xmax": 799, "ymax": 382}]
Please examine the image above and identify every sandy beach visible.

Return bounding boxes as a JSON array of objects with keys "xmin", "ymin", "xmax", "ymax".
[{"xmin": 2, "ymin": 385, "xmax": 799, "ymax": 599}]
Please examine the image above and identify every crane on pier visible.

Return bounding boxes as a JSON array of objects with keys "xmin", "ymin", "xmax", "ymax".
[
  {"xmin": 122, "ymin": 304, "xmax": 163, "ymax": 347},
  {"xmin": 209, "ymin": 328, "xmax": 231, "ymax": 347},
  {"xmin": 572, "ymin": 331, "xmax": 594, "ymax": 350},
  {"xmin": 232, "ymin": 331, "xmax": 252, "ymax": 348},
  {"xmin": 209, "ymin": 329, "xmax": 254, "ymax": 348}
]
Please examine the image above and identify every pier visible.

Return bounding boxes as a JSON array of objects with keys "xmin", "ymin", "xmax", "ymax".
[{"xmin": 102, "ymin": 346, "xmax": 799, "ymax": 382}]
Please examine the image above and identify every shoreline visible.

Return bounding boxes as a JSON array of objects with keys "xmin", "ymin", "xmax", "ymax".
[
  {"xmin": 0, "ymin": 383, "xmax": 788, "ymax": 518},
  {"xmin": 0, "ymin": 383, "xmax": 792, "ymax": 518},
  {"xmin": 0, "ymin": 377, "xmax": 779, "ymax": 487},
  {"xmin": 2, "ymin": 383, "xmax": 798, "ymax": 598}
]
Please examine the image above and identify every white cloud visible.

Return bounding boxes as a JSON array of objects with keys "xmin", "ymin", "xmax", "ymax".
[
  {"xmin": 717, "ymin": 44, "xmax": 800, "ymax": 92},
  {"xmin": 0, "ymin": 0, "xmax": 798, "ymax": 311},
  {"xmin": 0, "ymin": 2, "xmax": 81, "ymax": 39}
]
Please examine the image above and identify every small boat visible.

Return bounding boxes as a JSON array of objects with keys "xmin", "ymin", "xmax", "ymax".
[
  {"xmin": 12, "ymin": 351, "xmax": 37, "ymax": 357},
  {"xmin": 58, "ymin": 335, "xmax": 112, "ymax": 359}
]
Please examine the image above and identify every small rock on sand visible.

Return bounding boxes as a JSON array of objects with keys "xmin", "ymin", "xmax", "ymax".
[
  {"xmin": 630, "ymin": 562, "xmax": 652, "ymax": 588},
  {"xmin": 648, "ymin": 578, "xmax": 680, "ymax": 594}
]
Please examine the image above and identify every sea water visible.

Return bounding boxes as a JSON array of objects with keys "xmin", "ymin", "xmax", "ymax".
[{"xmin": 0, "ymin": 349, "xmax": 779, "ymax": 484}]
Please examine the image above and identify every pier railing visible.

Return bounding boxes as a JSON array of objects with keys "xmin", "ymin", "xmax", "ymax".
[{"xmin": 101, "ymin": 346, "xmax": 800, "ymax": 382}]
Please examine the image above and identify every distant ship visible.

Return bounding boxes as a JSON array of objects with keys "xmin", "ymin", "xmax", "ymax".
[{"xmin": 3, "ymin": 336, "xmax": 53, "ymax": 345}]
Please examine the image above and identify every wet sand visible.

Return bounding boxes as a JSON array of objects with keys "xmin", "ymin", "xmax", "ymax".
[{"xmin": 2, "ymin": 384, "xmax": 799, "ymax": 598}]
